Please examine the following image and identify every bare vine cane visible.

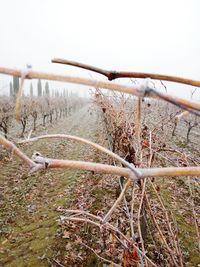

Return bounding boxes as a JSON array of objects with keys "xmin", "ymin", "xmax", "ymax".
[
  {"xmin": 19, "ymin": 133, "xmax": 141, "ymax": 180},
  {"xmin": 0, "ymin": 66, "xmax": 200, "ymax": 114},
  {"xmin": 52, "ymin": 58, "xmax": 200, "ymax": 87},
  {"xmin": 15, "ymin": 66, "xmax": 31, "ymax": 121}
]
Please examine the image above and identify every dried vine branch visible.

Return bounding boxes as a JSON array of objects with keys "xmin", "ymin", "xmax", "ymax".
[
  {"xmin": 0, "ymin": 134, "xmax": 35, "ymax": 168},
  {"xmin": 60, "ymin": 210, "xmax": 157, "ymax": 267},
  {"xmin": 18, "ymin": 134, "xmax": 139, "ymax": 177},
  {"xmin": 1, "ymin": 134, "xmax": 200, "ymax": 179},
  {"xmin": 0, "ymin": 67, "xmax": 200, "ymax": 114},
  {"xmin": 52, "ymin": 58, "xmax": 200, "ymax": 87},
  {"xmin": 103, "ymin": 179, "xmax": 131, "ymax": 223}
]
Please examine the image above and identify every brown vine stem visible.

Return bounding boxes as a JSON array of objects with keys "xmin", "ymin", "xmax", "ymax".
[
  {"xmin": 37, "ymin": 157, "xmax": 200, "ymax": 179},
  {"xmin": 0, "ymin": 134, "xmax": 36, "ymax": 168},
  {"xmin": 102, "ymin": 179, "xmax": 131, "ymax": 223},
  {"xmin": 136, "ymin": 97, "xmax": 142, "ymax": 163},
  {"xmin": 80, "ymin": 242, "xmax": 121, "ymax": 267},
  {"xmin": 63, "ymin": 216, "xmax": 157, "ymax": 267},
  {"xmin": 1, "ymin": 134, "xmax": 200, "ymax": 179},
  {"xmin": 137, "ymin": 130, "xmax": 153, "ymax": 267},
  {"xmin": 58, "ymin": 209, "xmax": 102, "ymax": 222},
  {"xmin": 18, "ymin": 134, "xmax": 140, "ymax": 177},
  {"xmin": 130, "ymin": 186, "xmax": 136, "ymax": 238},
  {"xmin": 137, "ymin": 178, "xmax": 148, "ymax": 266},
  {"xmin": 52, "ymin": 58, "xmax": 200, "ymax": 87},
  {"xmin": 150, "ymin": 180, "xmax": 184, "ymax": 266},
  {"xmin": 0, "ymin": 66, "xmax": 200, "ymax": 113},
  {"xmin": 140, "ymin": 167, "xmax": 200, "ymax": 178},
  {"xmin": 145, "ymin": 193, "xmax": 178, "ymax": 267}
]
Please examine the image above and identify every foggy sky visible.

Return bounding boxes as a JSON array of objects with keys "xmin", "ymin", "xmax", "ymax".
[{"xmin": 0, "ymin": 0, "xmax": 199, "ymax": 98}]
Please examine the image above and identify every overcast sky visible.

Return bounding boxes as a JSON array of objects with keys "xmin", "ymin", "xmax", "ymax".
[{"xmin": 0, "ymin": 0, "xmax": 199, "ymax": 98}]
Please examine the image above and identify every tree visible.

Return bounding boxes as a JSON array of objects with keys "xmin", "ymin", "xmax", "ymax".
[
  {"xmin": 51, "ymin": 89, "xmax": 55, "ymax": 97},
  {"xmin": 9, "ymin": 82, "xmax": 13, "ymax": 97},
  {"xmin": 45, "ymin": 81, "xmax": 50, "ymax": 97},
  {"xmin": 37, "ymin": 79, "xmax": 42, "ymax": 97},
  {"xmin": 13, "ymin": 76, "xmax": 19, "ymax": 98},
  {"xmin": 30, "ymin": 83, "xmax": 33, "ymax": 97}
]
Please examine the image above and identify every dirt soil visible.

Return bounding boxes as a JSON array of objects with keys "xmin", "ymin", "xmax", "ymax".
[{"xmin": 0, "ymin": 104, "xmax": 103, "ymax": 267}]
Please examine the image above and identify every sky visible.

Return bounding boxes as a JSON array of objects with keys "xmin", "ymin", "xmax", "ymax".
[{"xmin": 0, "ymin": 0, "xmax": 199, "ymax": 98}]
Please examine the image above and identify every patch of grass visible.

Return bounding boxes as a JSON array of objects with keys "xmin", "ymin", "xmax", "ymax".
[
  {"xmin": 154, "ymin": 178, "xmax": 200, "ymax": 266},
  {"xmin": 86, "ymin": 254, "xmax": 103, "ymax": 267},
  {"xmin": 175, "ymin": 140, "xmax": 187, "ymax": 148}
]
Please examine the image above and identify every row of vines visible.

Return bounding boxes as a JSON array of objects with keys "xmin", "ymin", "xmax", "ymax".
[
  {"xmin": 0, "ymin": 63, "xmax": 200, "ymax": 266},
  {"xmin": 90, "ymin": 89, "xmax": 200, "ymax": 266},
  {"xmin": 0, "ymin": 80, "xmax": 85, "ymax": 138}
]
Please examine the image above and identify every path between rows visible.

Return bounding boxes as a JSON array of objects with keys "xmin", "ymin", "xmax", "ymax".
[{"xmin": 0, "ymin": 104, "xmax": 100, "ymax": 267}]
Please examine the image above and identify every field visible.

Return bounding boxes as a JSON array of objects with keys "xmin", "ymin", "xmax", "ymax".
[
  {"xmin": 0, "ymin": 104, "xmax": 101, "ymax": 266},
  {"xmin": 0, "ymin": 71, "xmax": 200, "ymax": 267}
]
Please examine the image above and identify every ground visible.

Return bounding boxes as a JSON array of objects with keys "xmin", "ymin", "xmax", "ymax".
[
  {"xmin": 0, "ymin": 104, "xmax": 103, "ymax": 266},
  {"xmin": 0, "ymin": 103, "xmax": 199, "ymax": 266}
]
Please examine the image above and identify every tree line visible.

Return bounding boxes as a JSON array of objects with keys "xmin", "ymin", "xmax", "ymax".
[{"xmin": 0, "ymin": 77, "xmax": 85, "ymax": 138}]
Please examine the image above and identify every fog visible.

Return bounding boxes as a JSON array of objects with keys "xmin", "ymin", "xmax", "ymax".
[{"xmin": 0, "ymin": 0, "xmax": 199, "ymax": 99}]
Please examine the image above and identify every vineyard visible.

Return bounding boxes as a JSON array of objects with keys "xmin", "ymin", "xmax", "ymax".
[
  {"xmin": 0, "ymin": 62, "xmax": 200, "ymax": 267},
  {"xmin": 0, "ymin": 78, "xmax": 85, "ymax": 139}
]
